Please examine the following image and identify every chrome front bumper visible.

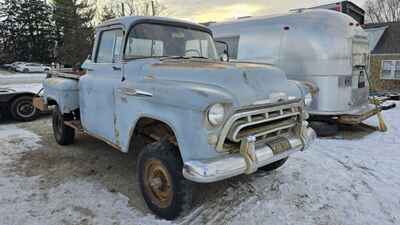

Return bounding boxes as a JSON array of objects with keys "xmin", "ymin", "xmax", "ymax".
[{"xmin": 183, "ymin": 127, "xmax": 316, "ymax": 183}]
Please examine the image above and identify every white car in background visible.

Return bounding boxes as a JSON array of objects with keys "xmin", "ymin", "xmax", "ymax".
[
  {"xmin": 4, "ymin": 61, "xmax": 26, "ymax": 71},
  {"xmin": 16, "ymin": 63, "xmax": 50, "ymax": 73}
]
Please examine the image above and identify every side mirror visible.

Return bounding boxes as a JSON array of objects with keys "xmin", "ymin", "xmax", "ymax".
[{"xmin": 215, "ymin": 40, "xmax": 230, "ymax": 62}]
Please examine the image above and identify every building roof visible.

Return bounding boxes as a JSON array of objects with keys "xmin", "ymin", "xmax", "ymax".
[{"xmin": 363, "ymin": 22, "xmax": 400, "ymax": 54}]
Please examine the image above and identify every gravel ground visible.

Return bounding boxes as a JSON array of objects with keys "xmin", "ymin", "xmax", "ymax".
[{"xmin": 0, "ymin": 104, "xmax": 399, "ymax": 225}]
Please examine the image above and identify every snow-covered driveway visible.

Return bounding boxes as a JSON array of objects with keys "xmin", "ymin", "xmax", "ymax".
[{"xmin": 0, "ymin": 104, "xmax": 399, "ymax": 225}]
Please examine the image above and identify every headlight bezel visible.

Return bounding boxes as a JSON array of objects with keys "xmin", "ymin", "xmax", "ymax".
[{"xmin": 207, "ymin": 103, "xmax": 226, "ymax": 127}]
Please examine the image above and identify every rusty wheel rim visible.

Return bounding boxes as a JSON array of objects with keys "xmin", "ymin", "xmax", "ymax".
[{"xmin": 143, "ymin": 159, "xmax": 173, "ymax": 208}]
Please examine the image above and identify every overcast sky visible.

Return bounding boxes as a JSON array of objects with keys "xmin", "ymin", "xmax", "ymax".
[{"xmin": 156, "ymin": 0, "xmax": 367, "ymax": 22}]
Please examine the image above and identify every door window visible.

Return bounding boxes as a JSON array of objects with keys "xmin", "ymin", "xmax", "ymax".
[{"xmin": 96, "ymin": 29, "xmax": 123, "ymax": 63}]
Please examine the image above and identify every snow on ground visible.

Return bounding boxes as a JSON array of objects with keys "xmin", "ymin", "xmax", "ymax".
[
  {"xmin": 0, "ymin": 103, "xmax": 399, "ymax": 225},
  {"xmin": 0, "ymin": 124, "xmax": 173, "ymax": 225}
]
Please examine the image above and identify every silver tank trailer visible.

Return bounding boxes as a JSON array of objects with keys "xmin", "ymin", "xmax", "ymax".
[{"xmin": 210, "ymin": 9, "xmax": 377, "ymax": 125}]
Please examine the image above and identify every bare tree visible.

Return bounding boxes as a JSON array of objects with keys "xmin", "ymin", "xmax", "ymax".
[
  {"xmin": 99, "ymin": 0, "xmax": 168, "ymax": 22},
  {"xmin": 365, "ymin": 0, "xmax": 400, "ymax": 23}
]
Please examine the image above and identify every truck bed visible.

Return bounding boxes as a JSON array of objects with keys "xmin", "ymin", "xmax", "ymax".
[{"xmin": 48, "ymin": 68, "xmax": 85, "ymax": 80}]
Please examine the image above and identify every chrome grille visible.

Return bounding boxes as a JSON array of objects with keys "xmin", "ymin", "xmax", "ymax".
[{"xmin": 216, "ymin": 100, "xmax": 303, "ymax": 152}]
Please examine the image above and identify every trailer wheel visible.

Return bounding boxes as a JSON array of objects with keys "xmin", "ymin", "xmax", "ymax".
[
  {"xmin": 10, "ymin": 96, "xmax": 38, "ymax": 121},
  {"xmin": 309, "ymin": 121, "xmax": 339, "ymax": 137},
  {"xmin": 259, "ymin": 157, "xmax": 288, "ymax": 172},
  {"xmin": 52, "ymin": 106, "xmax": 75, "ymax": 145},
  {"xmin": 137, "ymin": 141, "xmax": 193, "ymax": 220}
]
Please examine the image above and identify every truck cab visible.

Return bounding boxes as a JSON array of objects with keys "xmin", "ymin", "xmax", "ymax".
[{"xmin": 40, "ymin": 16, "xmax": 315, "ymax": 219}]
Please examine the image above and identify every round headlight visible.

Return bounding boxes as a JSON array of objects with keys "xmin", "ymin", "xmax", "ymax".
[
  {"xmin": 304, "ymin": 92, "xmax": 313, "ymax": 107},
  {"xmin": 208, "ymin": 103, "xmax": 225, "ymax": 126}
]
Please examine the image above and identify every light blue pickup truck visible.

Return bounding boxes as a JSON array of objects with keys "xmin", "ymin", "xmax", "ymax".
[{"xmin": 38, "ymin": 16, "xmax": 315, "ymax": 219}]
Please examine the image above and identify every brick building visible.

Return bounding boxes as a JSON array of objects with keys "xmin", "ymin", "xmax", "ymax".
[{"xmin": 364, "ymin": 22, "xmax": 400, "ymax": 92}]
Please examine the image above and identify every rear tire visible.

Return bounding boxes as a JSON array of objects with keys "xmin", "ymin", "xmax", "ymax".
[
  {"xmin": 23, "ymin": 68, "xmax": 29, "ymax": 73},
  {"xmin": 137, "ymin": 141, "xmax": 192, "ymax": 220},
  {"xmin": 309, "ymin": 121, "xmax": 339, "ymax": 137},
  {"xmin": 52, "ymin": 106, "xmax": 75, "ymax": 145},
  {"xmin": 10, "ymin": 96, "xmax": 38, "ymax": 122},
  {"xmin": 259, "ymin": 157, "xmax": 288, "ymax": 172}
]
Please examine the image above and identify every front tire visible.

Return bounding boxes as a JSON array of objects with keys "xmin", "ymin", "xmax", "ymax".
[
  {"xmin": 259, "ymin": 157, "xmax": 288, "ymax": 172},
  {"xmin": 10, "ymin": 96, "xmax": 38, "ymax": 121},
  {"xmin": 137, "ymin": 141, "xmax": 192, "ymax": 220},
  {"xmin": 23, "ymin": 68, "xmax": 29, "ymax": 73},
  {"xmin": 52, "ymin": 106, "xmax": 75, "ymax": 145}
]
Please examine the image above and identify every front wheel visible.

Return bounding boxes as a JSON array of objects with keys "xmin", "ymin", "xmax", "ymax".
[
  {"xmin": 52, "ymin": 106, "xmax": 75, "ymax": 145},
  {"xmin": 137, "ymin": 141, "xmax": 192, "ymax": 220},
  {"xmin": 10, "ymin": 96, "xmax": 38, "ymax": 121},
  {"xmin": 259, "ymin": 157, "xmax": 288, "ymax": 172}
]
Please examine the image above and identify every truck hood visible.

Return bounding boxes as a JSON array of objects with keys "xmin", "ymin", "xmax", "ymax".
[{"xmin": 141, "ymin": 59, "xmax": 300, "ymax": 108}]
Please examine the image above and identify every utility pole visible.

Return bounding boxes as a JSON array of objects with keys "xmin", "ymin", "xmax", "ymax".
[
  {"xmin": 121, "ymin": 2, "xmax": 125, "ymax": 16},
  {"xmin": 151, "ymin": 0, "xmax": 155, "ymax": 16},
  {"xmin": 145, "ymin": 3, "xmax": 149, "ymax": 16}
]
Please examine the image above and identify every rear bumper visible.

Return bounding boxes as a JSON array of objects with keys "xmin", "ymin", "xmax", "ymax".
[{"xmin": 183, "ymin": 127, "xmax": 316, "ymax": 183}]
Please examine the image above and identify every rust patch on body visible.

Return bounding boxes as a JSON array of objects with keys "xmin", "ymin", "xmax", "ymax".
[
  {"xmin": 152, "ymin": 60, "xmax": 229, "ymax": 69},
  {"xmin": 120, "ymin": 96, "xmax": 128, "ymax": 103},
  {"xmin": 235, "ymin": 62, "xmax": 271, "ymax": 69},
  {"xmin": 242, "ymin": 72, "xmax": 250, "ymax": 85}
]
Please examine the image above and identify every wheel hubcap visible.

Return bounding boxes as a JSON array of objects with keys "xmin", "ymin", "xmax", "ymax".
[
  {"xmin": 17, "ymin": 101, "xmax": 35, "ymax": 118},
  {"xmin": 143, "ymin": 159, "xmax": 173, "ymax": 208}
]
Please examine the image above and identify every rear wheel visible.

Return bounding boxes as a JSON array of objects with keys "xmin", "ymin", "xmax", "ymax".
[
  {"xmin": 23, "ymin": 68, "xmax": 29, "ymax": 73},
  {"xmin": 259, "ymin": 157, "xmax": 288, "ymax": 172},
  {"xmin": 137, "ymin": 141, "xmax": 192, "ymax": 220},
  {"xmin": 10, "ymin": 96, "xmax": 38, "ymax": 121},
  {"xmin": 52, "ymin": 106, "xmax": 75, "ymax": 145}
]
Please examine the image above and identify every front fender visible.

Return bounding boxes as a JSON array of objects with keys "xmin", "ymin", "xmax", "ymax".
[
  {"xmin": 115, "ymin": 97, "xmax": 222, "ymax": 161},
  {"xmin": 123, "ymin": 79, "xmax": 238, "ymax": 111}
]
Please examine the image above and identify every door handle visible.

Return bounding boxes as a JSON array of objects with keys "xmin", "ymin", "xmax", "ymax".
[
  {"xmin": 117, "ymin": 87, "xmax": 153, "ymax": 97},
  {"xmin": 112, "ymin": 66, "xmax": 121, "ymax": 71}
]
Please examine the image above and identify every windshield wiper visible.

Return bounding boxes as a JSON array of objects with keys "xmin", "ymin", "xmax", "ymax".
[
  {"xmin": 160, "ymin": 56, "xmax": 210, "ymax": 61},
  {"xmin": 189, "ymin": 56, "xmax": 210, "ymax": 60}
]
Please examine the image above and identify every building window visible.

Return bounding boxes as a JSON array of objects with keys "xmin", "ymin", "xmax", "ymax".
[
  {"xmin": 381, "ymin": 60, "xmax": 400, "ymax": 80},
  {"xmin": 396, "ymin": 61, "xmax": 400, "ymax": 79}
]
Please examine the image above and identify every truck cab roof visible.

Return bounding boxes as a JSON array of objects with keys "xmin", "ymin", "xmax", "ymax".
[{"xmin": 98, "ymin": 16, "xmax": 212, "ymax": 35}]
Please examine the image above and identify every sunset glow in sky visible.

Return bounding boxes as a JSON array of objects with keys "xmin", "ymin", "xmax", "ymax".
[{"xmin": 97, "ymin": 0, "xmax": 368, "ymax": 23}]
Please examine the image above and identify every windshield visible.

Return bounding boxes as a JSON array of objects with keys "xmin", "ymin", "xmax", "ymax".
[{"xmin": 125, "ymin": 23, "xmax": 218, "ymax": 60}]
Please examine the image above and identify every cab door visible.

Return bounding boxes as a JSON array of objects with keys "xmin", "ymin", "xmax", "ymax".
[{"xmin": 80, "ymin": 27, "xmax": 124, "ymax": 144}]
